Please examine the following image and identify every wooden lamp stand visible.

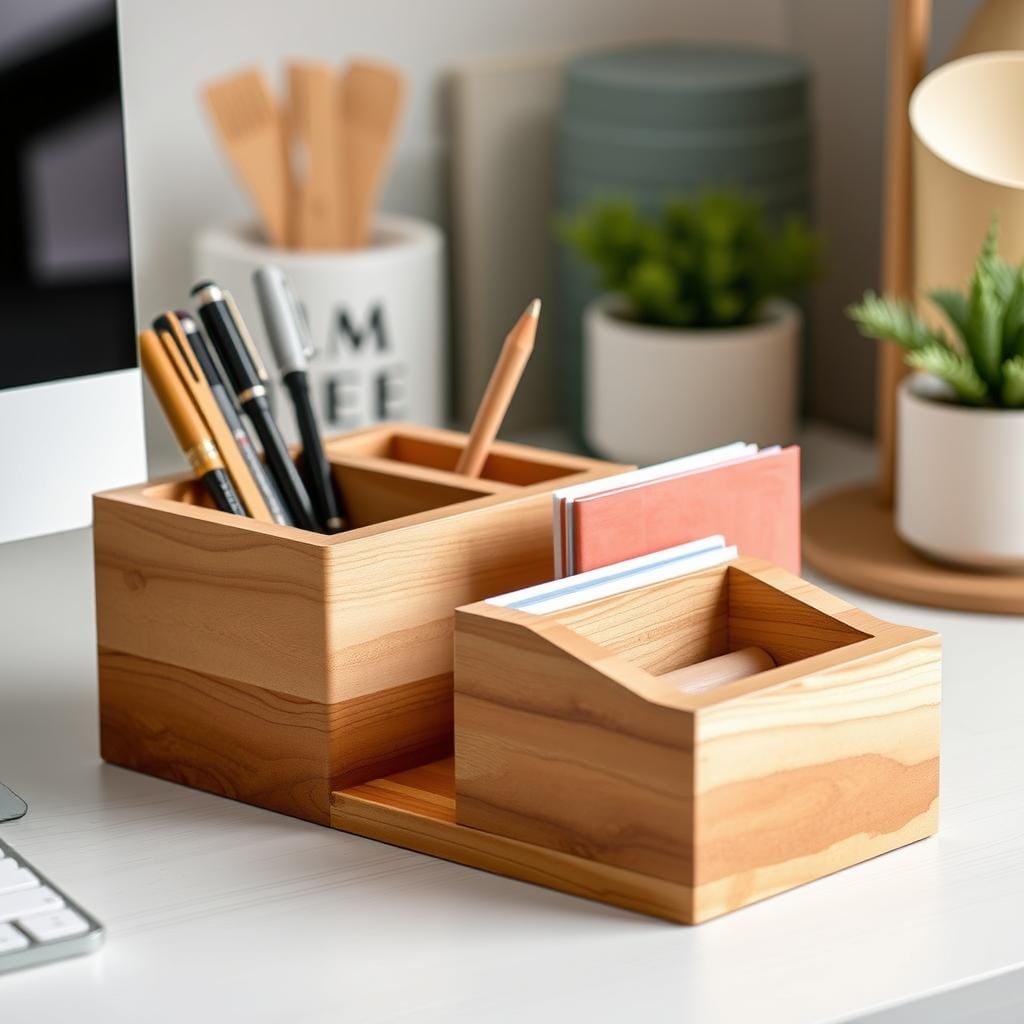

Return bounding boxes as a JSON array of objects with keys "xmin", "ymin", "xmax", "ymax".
[{"xmin": 802, "ymin": 0, "xmax": 1024, "ymax": 614}]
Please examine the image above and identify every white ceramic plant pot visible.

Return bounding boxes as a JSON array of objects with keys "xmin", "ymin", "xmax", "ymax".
[
  {"xmin": 194, "ymin": 215, "xmax": 445, "ymax": 444},
  {"xmin": 898, "ymin": 376, "xmax": 1024, "ymax": 570},
  {"xmin": 583, "ymin": 296, "xmax": 800, "ymax": 463}
]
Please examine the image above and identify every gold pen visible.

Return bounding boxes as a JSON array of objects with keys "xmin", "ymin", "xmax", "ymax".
[{"xmin": 138, "ymin": 329, "xmax": 246, "ymax": 516}]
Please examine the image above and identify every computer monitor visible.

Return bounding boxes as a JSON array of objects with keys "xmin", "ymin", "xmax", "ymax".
[{"xmin": 0, "ymin": 0, "xmax": 145, "ymax": 543}]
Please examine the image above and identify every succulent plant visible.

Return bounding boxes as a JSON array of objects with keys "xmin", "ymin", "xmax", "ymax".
[
  {"xmin": 560, "ymin": 191, "xmax": 820, "ymax": 330},
  {"xmin": 848, "ymin": 222, "xmax": 1024, "ymax": 408}
]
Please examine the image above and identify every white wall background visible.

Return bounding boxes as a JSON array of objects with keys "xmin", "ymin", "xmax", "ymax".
[
  {"xmin": 118, "ymin": 0, "xmax": 989, "ymax": 471},
  {"xmin": 118, "ymin": 0, "xmax": 788, "ymax": 471}
]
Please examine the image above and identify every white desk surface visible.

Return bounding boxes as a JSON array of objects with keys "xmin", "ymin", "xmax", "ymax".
[{"xmin": 2, "ymin": 425, "xmax": 1024, "ymax": 1024}]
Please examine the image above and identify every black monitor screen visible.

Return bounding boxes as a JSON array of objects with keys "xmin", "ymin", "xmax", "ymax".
[{"xmin": 0, "ymin": 1, "xmax": 135, "ymax": 392}]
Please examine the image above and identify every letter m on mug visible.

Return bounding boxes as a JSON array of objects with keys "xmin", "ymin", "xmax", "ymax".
[{"xmin": 330, "ymin": 305, "xmax": 390, "ymax": 355}]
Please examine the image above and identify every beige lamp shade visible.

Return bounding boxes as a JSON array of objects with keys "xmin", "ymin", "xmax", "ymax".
[{"xmin": 911, "ymin": 52, "xmax": 1024, "ymax": 317}]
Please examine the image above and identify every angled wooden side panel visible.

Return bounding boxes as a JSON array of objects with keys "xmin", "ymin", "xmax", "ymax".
[
  {"xmin": 555, "ymin": 564, "xmax": 729, "ymax": 674},
  {"xmin": 454, "ymin": 610, "xmax": 696, "ymax": 885},
  {"xmin": 727, "ymin": 566, "xmax": 871, "ymax": 664},
  {"xmin": 691, "ymin": 629, "xmax": 941, "ymax": 922}
]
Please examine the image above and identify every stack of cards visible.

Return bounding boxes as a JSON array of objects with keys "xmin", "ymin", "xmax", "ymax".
[
  {"xmin": 487, "ymin": 535, "xmax": 736, "ymax": 615},
  {"xmin": 552, "ymin": 442, "xmax": 800, "ymax": 578}
]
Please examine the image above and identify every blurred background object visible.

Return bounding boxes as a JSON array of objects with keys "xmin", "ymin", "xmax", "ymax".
[
  {"xmin": 1, "ymin": 0, "xmax": 133, "ymax": 390},
  {"xmin": 449, "ymin": 50, "xmax": 566, "ymax": 433},
  {"xmin": 195, "ymin": 216, "xmax": 445, "ymax": 442},
  {"xmin": 912, "ymin": 52, "xmax": 1024, "ymax": 330},
  {"xmin": 193, "ymin": 55, "xmax": 444, "ymax": 443},
  {"xmin": 848, "ymin": 226, "xmax": 1024, "ymax": 571},
  {"xmin": 952, "ymin": 0, "xmax": 1024, "ymax": 53},
  {"xmin": 555, "ymin": 44, "xmax": 813, "ymax": 443},
  {"xmin": 804, "ymin": 0, "xmax": 1024, "ymax": 614},
  {"xmin": 113, "ymin": 0, "xmax": 988, "ymax": 473},
  {"xmin": 563, "ymin": 192, "xmax": 819, "ymax": 462},
  {"xmin": 0, "ymin": 0, "xmax": 145, "ymax": 543}
]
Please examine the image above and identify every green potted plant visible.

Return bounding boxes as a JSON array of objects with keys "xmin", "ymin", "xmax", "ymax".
[
  {"xmin": 848, "ymin": 223, "xmax": 1024, "ymax": 569},
  {"xmin": 561, "ymin": 191, "xmax": 819, "ymax": 462}
]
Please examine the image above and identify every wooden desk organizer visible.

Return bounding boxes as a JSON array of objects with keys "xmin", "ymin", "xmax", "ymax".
[
  {"xmin": 95, "ymin": 423, "xmax": 625, "ymax": 825},
  {"xmin": 332, "ymin": 557, "xmax": 941, "ymax": 924}
]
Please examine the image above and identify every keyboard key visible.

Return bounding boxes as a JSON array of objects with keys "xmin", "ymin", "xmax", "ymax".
[
  {"xmin": 0, "ymin": 868, "xmax": 38, "ymax": 896},
  {"xmin": 0, "ymin": 923, "xmax": 29, "ymax": 954},
  {"xmin": 0, "ymin": 857, "xmax": 22, "ymax": 876},
  {"xmin": 0, "ymin": 887, "xmax": 63, "ymax": 923},
  {"xmin": 18, "ymin": 908, "xmax": 90, "ymax": 944}
]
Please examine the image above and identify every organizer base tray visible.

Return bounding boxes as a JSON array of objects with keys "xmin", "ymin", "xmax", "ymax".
[
  {"xmin": 803, "ymin": 483, "xmax": 1024, "ymax": 615},
  {"xmin": 331, "ymin": 758, "xmax": 696, "ymax": 923},
  {"xmin": 331, "ymin": 754, "xmax": 935, "ymax": 926}
]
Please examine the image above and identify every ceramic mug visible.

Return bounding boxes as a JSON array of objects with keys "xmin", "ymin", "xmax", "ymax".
[{"xmin": 194, "ymin": 214, "xmax": 446, "ymax": 444}]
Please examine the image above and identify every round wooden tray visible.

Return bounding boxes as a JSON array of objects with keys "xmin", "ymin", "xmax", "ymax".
[{"xmin": 803, "ymin": 483, "xmax": 1024, "ymax": 615}]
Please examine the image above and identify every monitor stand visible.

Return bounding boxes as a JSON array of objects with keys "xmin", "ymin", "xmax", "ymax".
[{"xmin": 0, "ymin": 783, "xmax": 27, "ymax": 823}]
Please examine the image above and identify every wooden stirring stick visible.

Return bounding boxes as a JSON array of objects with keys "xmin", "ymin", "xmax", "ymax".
[
  {"xmin": 203, "ymin": 68, "xmax": 290, "ymax": 247},
  {"xmin": 287, "ymin": 62, "xmax": 342, "ymax": 248},
  {"xmin": 456, "ymin": 299, "xmax": 540, "ymax": 477},
  {"xmin": 341, "ymin": 60, "xmax": 405, "ymax": 247}
]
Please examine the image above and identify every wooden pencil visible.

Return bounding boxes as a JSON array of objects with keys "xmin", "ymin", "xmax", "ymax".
[{"xmin": 456, "ymin": 299, "xmax": 540, "ymax": 477}]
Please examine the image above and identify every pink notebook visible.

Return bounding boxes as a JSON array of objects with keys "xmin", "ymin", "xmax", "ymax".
[{"xmin": 571, "ymin": 446, "xmax": 801, "ymax": 575}]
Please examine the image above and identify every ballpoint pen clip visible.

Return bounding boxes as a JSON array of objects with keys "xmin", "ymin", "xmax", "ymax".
[
  {"xmin": 225, "ymin": 290, "xmax": 271, "ymax": 382},
  {"xmin": 282, "ymin": 272, "xmax": 317, "ymax": 363}
]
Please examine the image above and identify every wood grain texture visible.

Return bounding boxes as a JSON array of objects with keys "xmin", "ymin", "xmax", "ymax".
[
  {"xmin": 95, "ymin": 424, "xmax": 625, "ymax": 705},
  {"xmin": 99, "ymin": 648, "xmax": 453, "ymax": 823},
  {"xmin": 330, "ymin": 461, "xmax": 498, "ymax": 528},
  {"xmin": 691, "ymin": 628, "xmax": 940, "ymax": 921},
  {"xmin": 327, "ymin": 670, "xmax": 453, "ymax": 790},
  {"xmin": 325, "ymin": 422, "xmax": 609, "ymax": 487},
  {"xmin": 728, "ymin": 568, "xmax": 870, "ymax": 663},
  {"xmin": 94, "ymin": 490, "xmax": 331, "ymax": 700},
  {"xmin": 331, "ymin": 760, "xmax": 695, "ymax": 923},
  {"xmin": 203, "ymin": 68, "xmax": 290, "ymax": 247},
  {"xmin": 100, "ymin": 647, "xmax": 333, "ymax": 823},
  {"xmin": 803, "ymin": 482, "xmax": 1024, "ymax": 614},
  {"xmin": 7, "ymin": 446, "xmax": 1015, "ymax": 1022},
  {"xmin": 555, "ymin": 564, "xmax": 728, "ymax": 675},
  {"xmin": 287, "ymin": 62, "xmax": 342, "ymax": 249},
  {"xmin": 456, "ymin": 300, "xmax": 540, "ymax": 477},
  {"xmin": 96, "ymin": 424, "xmax": 627, "ymax": 825},
  {"xmin": 453, "ymin": 557, "xmax": 941, "ymax": 922},
  {"xmin": 341, "ymin": 60, "xmax": 405, "ymax": 247},
  {"xmin": 455, "ymin": 612, "xmax": 698, "ymax": 883},
  {"xmin": 877, "ymin": 0, "xmax": 932, "ymax": 503}
]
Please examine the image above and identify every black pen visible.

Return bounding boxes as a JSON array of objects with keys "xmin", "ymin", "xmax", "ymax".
[
  {"xmin": 164, "ymin": 310, "xmax": 294, "ymax": 528},
  {"xmin": 138, "ymin": 329, "xmax": 246, "ymax": 517},
  {"xmin": 190, "ymin": 281, "xmax": 319, "ymax": 532},
  {"xmin": 253, "ymin": 266, "xmax": 346, "ymax": 533}
]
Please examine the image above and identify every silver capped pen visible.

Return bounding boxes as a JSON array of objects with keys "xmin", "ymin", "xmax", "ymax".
[{"xmin": 253, "ymin": 265, "xmax": 346, "ymax": 533}]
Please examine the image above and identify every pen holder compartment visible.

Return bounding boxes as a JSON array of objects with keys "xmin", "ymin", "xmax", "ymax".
[
  {"xmin": 324, "ymin": 423, "xmax": 578, "ymax": 487},
  {"xmin": 95, "ymin": 423, "xmax": 627, "ymax": 825},
  {"xmin": 453, "ymin": 557, "xmax": 941, "ymax": 923}
]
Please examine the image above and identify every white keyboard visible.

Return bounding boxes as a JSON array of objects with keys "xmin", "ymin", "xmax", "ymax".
[{"xmin": 0, "ymin": 836, "xmax": 104, "ymax": 974}]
